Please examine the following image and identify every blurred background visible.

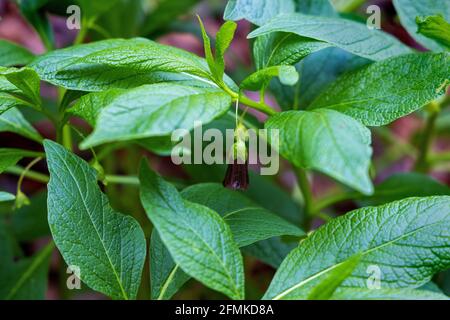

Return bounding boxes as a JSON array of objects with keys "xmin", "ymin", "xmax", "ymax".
[{"xmin": 0, "ymin": 0, "xmax": 449, "ymax": 299}]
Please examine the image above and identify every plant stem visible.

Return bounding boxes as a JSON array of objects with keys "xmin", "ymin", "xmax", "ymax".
[
  {"xmin": 62, "ymin": 125, "xmax": 73, "ymax": 151},
  {"xmin": 6, "ymin": 165, "xmax": 49, "ymax": 184},
  {"xmin": 5, "ymin": 166, "xmax": 141, "ymax": 187},
  {"xmin": 415, "ymin": 104, "xmax": 440, "ymax": 172},
  {"xmin": 104, "ymin": 175, "xmax": 140, "ymax": 186},
  {"xmin": 294, "ymin": 167, "xmax": 313, "ymax": 219},
  {"xmin": 221, "ymin": 84, "xmax": 277, "ymax": 116}
]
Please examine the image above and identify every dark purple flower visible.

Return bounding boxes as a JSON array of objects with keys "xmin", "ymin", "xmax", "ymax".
[{"xmin": 223, "ymin": 160, "xmax": 249, "ymax": 190}]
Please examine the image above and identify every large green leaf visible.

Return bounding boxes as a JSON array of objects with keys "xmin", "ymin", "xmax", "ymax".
[
  {"xmin": 266, "ymin": 109, "xmax": 373, "ymax": 194},
  {"xmin": 309, "ymin": 53, "xmax": 450, "ymax": 126},
  {"xmin": 264, "ymin": 196, "xmax": 450, "ymax": 300},
  {"xmin": 393, "ymin": 0, "xmax": 450, "ymax": 51},
  {"xmin": 224, "ymin": 0, "xmax": 295, "ymax": 26},
  {"xmin": 80, "ymin": 84, "xmax": 231, "ymax": 149},
  {"xmin": 44, "ymin": 140, "xmax": 146, "ymax": 300},
  {"xmin": 140, "ymin": 162, "xmax": 245, "ymax": 300},
  {"xmin": 0, "ymin": 149, "xmax": 43, "ymax": 174},
  {"xmin": 0, "ymin": 108, "xmax": 43, "ymax": 143},
  {"xmin": 150, "ymin": 183, "xmax": 304, "ymax": 300},
  {"xmin": 0, "ymin": 223, "xmax": 52, "ymax": 300},
  {"xmin": 29, "ymin": 38, "xmax": 169, "ymax": 91},
  {"xmin": 0, "ymin": 40, "xmax": 34, "ymax": 67},
  {"xmin": 248, "ymin": 13, "xmax": 411, "ymax": 61}
]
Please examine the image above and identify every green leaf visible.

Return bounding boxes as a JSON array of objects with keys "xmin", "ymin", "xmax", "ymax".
[
  {"xmin": 0, "ymin": 67, "xmax": 41, "ymax": 107},
  {"xmin": 0, "ymin": 149, "xmax": 43, "ymax": 174},
  {"xmin": 393, "ymin": 0, "xmax": 450, "ymax": 51},
  {"xmin": 309, "ymin": 53, "xmax": 450, "ymax": 126},
  {"xmin": 19, "ymin": 0, "xmax": 55, "ymax": 50},
  {"xmin": 254, "ymin": 34, "xmax": 331, "ymax": 70},
  {"xmin": 263, "ymin": 196, "xmax": 450, "ymax": 300},
  {"xmin": 295, "ymin": 0, "xmax": 338, "ymax": 17},
  {"xmin": 76, "ymin": 0, "xmax": 120, "ymax": 20},
  {"xmin": 29, "ymin": 38, "xmax": 154, "ymax": 91},
  {"xmin": 331, "ymin": 0, "xmax": 365, "ymax": 12},
  {"xmin": 248, "ymin": 13, "xmax": 411, "ymax": 61},
  {"xmin": 44, "ymin": 140, "xmax": 146, "ymax": 300},
  {"xmin": 140, "ymin": 0, "xmax": 200, "ymax": 35},
  {"xmin": 253, "ymin": 0, "xmax": 336, "ymax": 71},
  {"xmin": 150, "ymin": 230, "xmax": 191, "ymax": 300},
  {"xmin": 139, "ymin": 161, "xmax": 245, "ymax": 300},
  {"xmin": 243, "ymin": 238, "xmax": 298, "ymax": 269},
  {"xmin": 80, "ymin": 84, "xmax": 231, "ymax": 149},
  {"xmin": 0, "ymin": 192, "xmax": 15, "ymax": 202},
  {"xmin": 416, "ymin": 15, "xmax": 450, "ymax": 49},
  {"xmin": 215, "ymin": 21, "xmax": 237, "ymax": 80},
  {"xmin": 150, "ymin": 183, "xmax": 304, "ymax": 300},
  {"xmin": 0, "ymin": 223, "xmax": 53, "ymax": 300},
  {"xmin": 197, "ymin": 16, "xmax": 216, "ymax": 80},
  {"xmin": 181, "ymin": 183, "xmax": 305, "ymax": 246},
  {"xmin": 224, "ymin": 0, "xmax": 295, "ymax": 26},
  {"xmin": 266, "ymin": 109, "xmax": 373, "ymax": 194},
  {"xmin": 364, "ymin": 173, "xmax": 450, "ymax": 206},
  {"xmin": 0, "ymin": 108, "xmax": 43, "ymax": 143},
  {"xmin": 0, "ymin": 40, "xmax": 34, "ymax": 67},
  {"xmin": 307, "ymin": 254, "xmax": 361, "ymax": 300},
  {"xmin": 330, "ymin": 288, "xmax": 449, "ymax": 300},
  {"xmin": 59, "ymin": 39, "xmax": 222, "ymax": 88},
  {"xmin": 270, "ymin": 48, "xmax": 370, "ymax": 110},
  {"xmin": 240, "ymin": 66, "xmax": 299, "ymax": 91}
]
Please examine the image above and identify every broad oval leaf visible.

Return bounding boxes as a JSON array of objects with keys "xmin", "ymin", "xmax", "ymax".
[
  {"xmin": 309, "ymin": 53, "xmax": 450, "ymax": 126},
  {"xmin": 139, "ymin": 161, "xmax": 245, "ymax": 300},
  {"xmin": 29, "ymin": 38, "xmax": 171, "ymax": 91},
  {"xmin": 393, "ymin": 0, "xmax": 450, "ymax": 51},
  {"xmin": 248, "ymin": 13, "xmax": 412, "ymax": 61},
  {"xmin": 44, "ymin": 140, "xmax": 146, "ymax": 300},
  {"xmin": 265, "ymin": 109, "xmax": 373, "ymax": 194},
  {"xmin": 80, "ymin": 84, "xmax": 231, "ymax": 149},
  {"xmin": 264, "ymin": 196, "xmax": 450, "ymax": 300}
]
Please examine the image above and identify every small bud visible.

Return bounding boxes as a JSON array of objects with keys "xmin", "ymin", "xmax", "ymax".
[{"xmin": 15, "ymin": 190, "xmax": 30, "ymax": 209}]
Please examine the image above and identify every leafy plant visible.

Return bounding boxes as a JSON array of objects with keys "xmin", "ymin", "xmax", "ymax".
[{"xmin": 0, "ymin": 0, "xmax": 449, "ymax": 301}]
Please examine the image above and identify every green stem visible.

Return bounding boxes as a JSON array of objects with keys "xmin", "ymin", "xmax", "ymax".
[
  {"xmin": 6, "ymin": 165, "xmax": 49, "ymax": 184},
  {"xmin": 221, "ymin": 84, "xmax": 277, "ymax": 116},
  {"xmin": 104, "ymin": 175, "xmax": 140, "ymax": 186},
  {"xmin": 62, "ymin": 125, "xmax": 73, "ymax": 151},
  {"xmin": 294, "ymin": 167, "xmax": 313, "ymax": 219},
  {"xmin": 415, "ymin": 105, "xmax": 440, "ymax": 172}
]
